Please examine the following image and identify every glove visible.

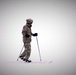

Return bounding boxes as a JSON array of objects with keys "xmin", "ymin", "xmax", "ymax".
[
  {"xmin": 25, "ymin": 34, "xmax": 30, "ymax": 38},
  {"xmin": 33, "ymin": 33, "xmax": 38, "ymax": 36}
]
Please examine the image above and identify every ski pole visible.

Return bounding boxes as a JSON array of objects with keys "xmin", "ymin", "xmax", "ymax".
[
  {"xmin": 17, "ymin": 45, "xmax": 24, "ymax": 61},
  {"xmin": 36, "ymin": 36, "xmax": 42, "ymax": 61}
]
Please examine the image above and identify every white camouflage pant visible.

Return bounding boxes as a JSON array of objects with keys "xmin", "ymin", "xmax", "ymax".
[{"xmin": 20, "ymin": 43, "xmax": 31, "ymax": 60}]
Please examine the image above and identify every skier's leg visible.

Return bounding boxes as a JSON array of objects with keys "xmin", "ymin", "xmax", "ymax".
[
  {"xmin": 20, "ymin": 49, "xmax": 26, "ymax": 58},
  {"xmin": 24, "ymin": 43, "xmax": 31, "ymax": 62},
  {"xmin": 19, "ymin": 43, "xmax": 26, "ymax": 60},
  {"xmin": 25, "ymin": 43, "xmax": 31, "ymax": 60}
]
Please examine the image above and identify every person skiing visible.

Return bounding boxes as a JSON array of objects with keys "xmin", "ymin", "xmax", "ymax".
[{"xmin": 19, "ymin": 18, "xmax": 38, "ymax": 62}]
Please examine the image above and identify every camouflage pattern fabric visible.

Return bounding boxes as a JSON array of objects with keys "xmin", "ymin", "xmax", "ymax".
[
  {"xmin": 20, "ymin": 43, "xmax": 31, "ymax": 60},
  {"xmin": 22, "ymin": 25, "xmax": 32, "ymax": 43},
  {"xmin": 20, "ymin": 24, "xmax": 32, "ymax": 60}
]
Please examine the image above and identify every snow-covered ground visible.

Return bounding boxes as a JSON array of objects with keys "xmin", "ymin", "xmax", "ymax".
[
  {"xmin": 0, "ymin": 59, "xmax": 75, "ymax": 75},
  {"xmin": 0, "ymin": 0, "xmax": 76, "ymax": 75}
]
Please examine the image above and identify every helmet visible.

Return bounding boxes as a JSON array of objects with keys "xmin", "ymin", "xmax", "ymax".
[{"xmin": 26, "ymin": 18, "xmax": 33, "ymax": 24}]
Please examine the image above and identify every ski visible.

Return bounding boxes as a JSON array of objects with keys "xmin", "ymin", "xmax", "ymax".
[{"xmin": 24, "ymin": 61, "xmax": 52, "ymax": 64}]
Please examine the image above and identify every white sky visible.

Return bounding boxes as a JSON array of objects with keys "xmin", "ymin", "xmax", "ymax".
[{"xmin": 0, "ymin": 0, "xmax": 76, "ymax": 75}]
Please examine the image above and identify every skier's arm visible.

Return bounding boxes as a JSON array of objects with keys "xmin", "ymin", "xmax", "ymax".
[
  {"xmin": 22, "ymin": 26, "xmax": 30, "ymax": 38},
  {"xmin": 31, "ymin": 32, "xmax": 33, "ymax": 36},
  {"xmin": 22, "ymin": 26, "xmax": 27, "ymax": 37},
  {"xmin": 32, "ymin": 33, "xmax": 38, "ymax": 36}
]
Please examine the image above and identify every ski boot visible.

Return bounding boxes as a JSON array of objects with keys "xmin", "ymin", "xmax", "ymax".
[
  {"xmin": 24, "ymin": 59, "xmax": 32, "ymax": 63},
  {"xmin": 19, "ymin": 56, "xmax": 31, "ymax": 63},
  {"xmin": 19, "ymin": 56, "xmax": 24, "ymax": 60}
]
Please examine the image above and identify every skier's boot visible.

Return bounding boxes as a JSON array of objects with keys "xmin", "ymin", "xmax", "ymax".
[
  {"xmin": 26, "ymin": 59, "xmax": 32, "ymax": 63},
  {"xmin": 19, "ymin": 56, "xmax": 31, "ymax": 63},
  {"xmin": 19, "ymin": 56, "xmax": 24, "ymax": 60},
  {"xmin": 24, "ymin": 59, "xmax": 32, "ymax": 63}
]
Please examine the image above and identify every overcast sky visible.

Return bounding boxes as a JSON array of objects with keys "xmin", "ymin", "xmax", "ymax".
[{"xmin": 0, "ymin": 0, "xmax": 76, "ymax": 75}]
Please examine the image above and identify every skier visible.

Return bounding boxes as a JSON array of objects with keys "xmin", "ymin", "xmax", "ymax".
[{"xmin": 19, "ymin": 18, "xmax": 38, "ymax": 62}]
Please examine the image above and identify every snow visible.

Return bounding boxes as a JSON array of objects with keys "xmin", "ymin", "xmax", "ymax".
[{"xmin": 0, "ymin": 0, "xmax": 76, "ymax": 75}]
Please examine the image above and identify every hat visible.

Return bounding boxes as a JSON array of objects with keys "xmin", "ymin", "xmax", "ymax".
[{"xmin": 26, "ymin": 18, "xmax": 33, "ymax": 23}]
